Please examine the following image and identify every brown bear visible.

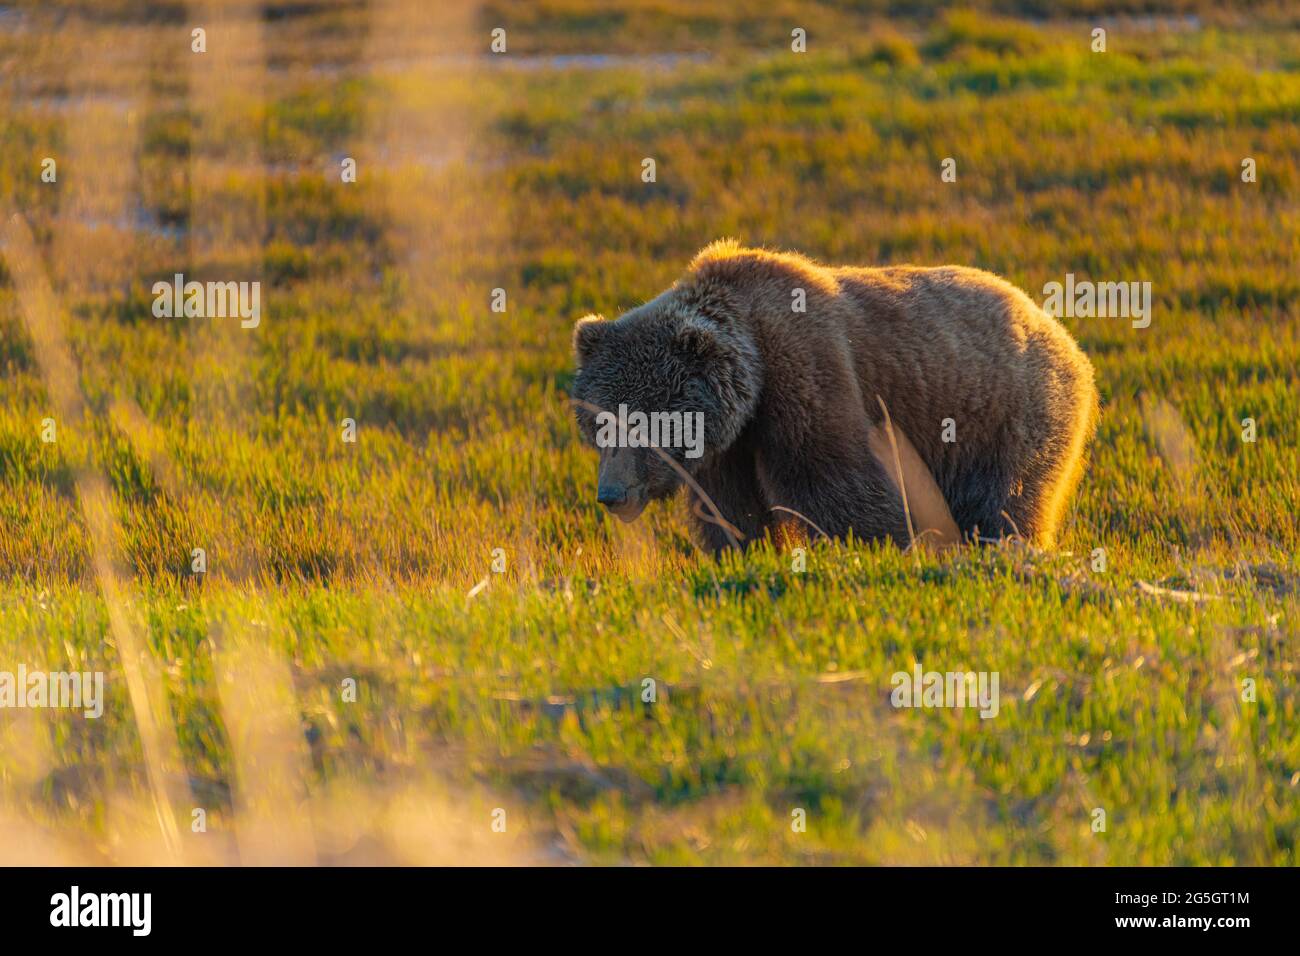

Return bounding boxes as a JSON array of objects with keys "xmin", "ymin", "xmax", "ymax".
[{"xmin": 571, "ymin": 240, "xmax": 1099, "ymax": 553}]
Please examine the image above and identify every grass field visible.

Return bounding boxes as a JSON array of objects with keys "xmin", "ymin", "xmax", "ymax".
[{"xmin": 0, "ymin": 1, "xmax": 1298, "ymax": 864}]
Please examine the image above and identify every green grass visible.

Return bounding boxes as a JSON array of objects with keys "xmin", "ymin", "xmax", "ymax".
[{"xmin": 0, "ymin": 3, "xmax": 1297, "ymax": 864}]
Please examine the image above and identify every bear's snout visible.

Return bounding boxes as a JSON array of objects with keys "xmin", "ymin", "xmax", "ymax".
[
  {"xmin": 597, "ymin": 480, "xmax": 648, "ymax": 522},
  {"xmin": 597, "ymin": 484, "xmax": 627, "ymax": 506},
  {"xmin": 596, "ymin": 447, "xmax": 650, "ymax": 522}
]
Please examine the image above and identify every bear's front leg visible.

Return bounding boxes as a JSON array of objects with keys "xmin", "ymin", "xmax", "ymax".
[
  {"xmin": 687, "ymin": 430, "xmax": 774, "ymax": 553},
  {"xmin": 754, "ymin": 405, "xmax": 912, "ymax": 548}
]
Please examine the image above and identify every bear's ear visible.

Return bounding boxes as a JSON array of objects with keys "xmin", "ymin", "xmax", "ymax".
[
  {"xmin": 674, "ymin": 315, "xmax": 724, "ymax": 364},
  {"xmin": 573, "ymin": 314, "xmax": 609, "ymax": 364}
]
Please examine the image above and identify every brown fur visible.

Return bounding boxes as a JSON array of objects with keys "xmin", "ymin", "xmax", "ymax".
[{"xmin": 571, "ymin": 240, "xmax": 1099, "ymax": 552}]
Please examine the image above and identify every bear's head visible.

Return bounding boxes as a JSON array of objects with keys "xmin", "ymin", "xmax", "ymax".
[{"xmin": 570, "ymin": 293, "xmax": 761, "ymax": 522}]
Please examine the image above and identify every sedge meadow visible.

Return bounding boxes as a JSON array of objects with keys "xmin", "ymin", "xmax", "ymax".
[{"xmin": 0, "ymin": 1, "xmax": 1297, "ymax": 865}]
